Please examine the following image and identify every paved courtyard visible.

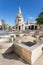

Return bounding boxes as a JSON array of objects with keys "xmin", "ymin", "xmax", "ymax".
[{"xmin": 0, "ymin": 52, "xmax": 43, "ymax": 65}]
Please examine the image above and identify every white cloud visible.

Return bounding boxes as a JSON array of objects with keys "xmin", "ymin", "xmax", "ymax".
[{"xmin": 28, "ymin": 16, "xmax": 34, "ymax": 20}]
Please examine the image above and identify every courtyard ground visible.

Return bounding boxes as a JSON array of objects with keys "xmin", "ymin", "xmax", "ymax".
[{"xmin": 0, "ymin": 52, "xmax": 43, "ymax": 65}]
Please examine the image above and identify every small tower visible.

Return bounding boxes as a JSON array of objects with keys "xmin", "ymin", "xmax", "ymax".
[
  {"xmin": 16, "ymin": 6, "xmax": 24, "ymax": 24},
  {"xmin": 15, "ymin": 6, "xmax": 25, "ymax": 31}
]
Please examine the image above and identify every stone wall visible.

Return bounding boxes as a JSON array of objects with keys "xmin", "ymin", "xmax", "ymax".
[
  {"xmin": 31, "ymin": 43, "xmax": 43, "ymax": 64},
  {"xmin": 13, "ymin": 42, "xmax": 43, "ymax": 65},
  {"xmin": 0, "ymin": 38, "xmax": 11, "ymax": 43},
  {"xmin": 13, "ymin": 44, "xmax": 31, "ymax": 64}
]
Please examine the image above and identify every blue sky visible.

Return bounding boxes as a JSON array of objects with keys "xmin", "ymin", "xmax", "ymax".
[{"xmin": 0, "ymin": 0, "xmax": 43, "ymax": 26}]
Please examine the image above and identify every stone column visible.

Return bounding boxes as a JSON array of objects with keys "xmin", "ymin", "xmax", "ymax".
[{"xmin": 34, "ymin": 25, "xmax": 35, "ymax": 30}]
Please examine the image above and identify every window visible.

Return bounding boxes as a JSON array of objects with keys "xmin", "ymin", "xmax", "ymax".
[{"xmin": 18, "ymin": 19, "xmax": 21, "ymax": 21}]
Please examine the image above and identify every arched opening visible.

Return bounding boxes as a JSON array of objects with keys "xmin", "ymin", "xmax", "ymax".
[
  {"xmin": 16, "ymin": 27, "xmax": 17, "ymax": 29},
  {"xmin": 0, "ymin": 26, "xmax": 3, "ymax": 30},
  {"xmin": 35, "ymin": 26, "xmax": 37, "ymax": 30},
  {"xmin": 31, "ymin": 25, "xmax": 34, "ymax": 30},
  {"xmin": 19, "ymin": 26, "xmax": 21, "ymax": 30},
  {"xmin": 28, "ymin": 26, "xmax": 30, "ymax": 29},
  {"xmin": 25, "ymin": 27, "xmax": 27, "ymax": 30},
  {"xmin": 42, "ymin": 47, "xmax": 43, "ymax": 54},
  {"xmin": 18, "ymin": 18, "xmax": 21, "ymax": 22}
]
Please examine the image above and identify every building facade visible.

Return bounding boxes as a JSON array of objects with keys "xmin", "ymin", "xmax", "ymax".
[
  {"xmin": 15, "ymin": 7, "xmax": 25, "ymax": 31},
  {"xmin": 15, "ymin": 7, "xmax": 39, "ymax": 31}
]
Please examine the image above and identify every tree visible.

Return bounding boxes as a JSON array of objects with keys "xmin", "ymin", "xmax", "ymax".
[
  {"xmin": 8, "ymin": 26, "xmax": 12, "ymax": 31},
  {"xmin": 36, "ymin": 12, "xmax": 43, "ymax": 25}
]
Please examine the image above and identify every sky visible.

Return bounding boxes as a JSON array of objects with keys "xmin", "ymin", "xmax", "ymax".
[{"xmin": 0, "ymin": 0, "xmax": 43, "ymax": 26}]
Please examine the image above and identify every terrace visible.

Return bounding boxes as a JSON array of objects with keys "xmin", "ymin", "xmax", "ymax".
[{"xmin": 0, "ymin": 30, "xmax": 43, "ymax": 65}]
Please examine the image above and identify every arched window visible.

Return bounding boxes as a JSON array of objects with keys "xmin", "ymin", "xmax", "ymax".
[{"xmin": 18, "ymin": 19, "xmax": 21, "ymax": 21}]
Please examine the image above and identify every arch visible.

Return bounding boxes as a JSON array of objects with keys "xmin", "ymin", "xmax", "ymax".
[
  {"xmin": 31, "ymin": 25, "xmax": 34, "ymax": 30},
  {"xmin": 42, "ymin": 47, "xmax": 43, "ymax": 54},
  {"xmin": 0, "ymin": 26, "xmax": 3, "ymax": 30},
  {"xmin": 28, "ymin": 26, "xmax": 30, "ymax": 29},
  {"xmin": 25, "ymin": 27, "xmax": 27, "ymax": 30},
  {"xmin": 16, "ymin": 27, "xmax": 17, "ymax": 29},
  {"xmin": 19, "ymin": 26, "xmax": 21, "ymax": 30},
  {"xmin": 35, "ymin": 26, "xmax": 37, "ymax": 30}
]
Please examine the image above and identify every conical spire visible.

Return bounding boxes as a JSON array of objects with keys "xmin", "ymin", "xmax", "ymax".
[
  {"xmin": 17, "ymin": 6, "xmax": 23, "ymax": 17},
  {"xmin": 18, "ymin": 6, "xmax": 22, "ymax": 14}
]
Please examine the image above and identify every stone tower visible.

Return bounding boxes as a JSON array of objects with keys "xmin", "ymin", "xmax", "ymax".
[{"xmin": 15, "ymin": 7, "xmax": 25, "ymax": 31}]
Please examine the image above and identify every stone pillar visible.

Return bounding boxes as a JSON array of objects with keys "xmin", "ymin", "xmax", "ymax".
[
  {"xmin": 22, "ymin": 24, "xmax": 23, "ymax": 31},
  {"xmin": 34, "ymin": 25, "xmax": 35, "ymax": 30}
]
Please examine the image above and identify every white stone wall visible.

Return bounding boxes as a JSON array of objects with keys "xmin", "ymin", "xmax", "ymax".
[{"xmin": 13, "ymin": 42, "xmax": 43, "ymax": 65}]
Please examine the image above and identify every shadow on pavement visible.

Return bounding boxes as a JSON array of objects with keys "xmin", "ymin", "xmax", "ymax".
[{"xmin": 2, "ymin": 48, "xmax": 29, "ymax": 65}]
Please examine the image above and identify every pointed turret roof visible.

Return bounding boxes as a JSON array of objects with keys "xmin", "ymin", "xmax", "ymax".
[
  {"xmin": 17, "ymin": 6, "xmax": 23, "ymax": 18},
  {"xmin": 18, "ymin": 6, "xmax": 22, "ymax": 14}
]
